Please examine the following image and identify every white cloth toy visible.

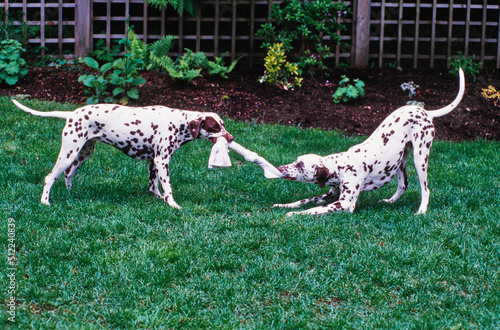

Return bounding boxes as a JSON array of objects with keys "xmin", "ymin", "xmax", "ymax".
[
  {"xmin": 208, "ymin": 137, "xmax": 232, "ymax": 169},
  {"xmin": 208, "ymin": 138, "xmax": 284, "ymax": 179},
  {"xmin": 228, "ymin": 141, "xmax": 284, "ymax": 179}
]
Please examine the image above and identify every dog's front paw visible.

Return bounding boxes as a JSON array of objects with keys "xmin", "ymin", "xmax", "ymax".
[{"xmin": 168, "ymin": 202, "xmax": 182, "ymax": 210}]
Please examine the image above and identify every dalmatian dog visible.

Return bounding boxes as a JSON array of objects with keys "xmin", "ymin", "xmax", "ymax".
[
  {"xmin": 274, "ymin": 68, "xmax": 465, "ymax": 216},
  {"xmin": 12, "ymin": 100, "xmax": 233, "ymax": 208}
]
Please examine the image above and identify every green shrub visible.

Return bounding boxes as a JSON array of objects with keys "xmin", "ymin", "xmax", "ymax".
[
  {"xmin": 332, "ymin": 75, "xmax": 365, "ymax": 103},
  {"xmin": 448, "ymin": 51, "xmax": 481, "ymax": 80},
  {"xmin": 260, "ymin": 43, "xmax": 302, "ymax": 90},
  {"xmin": 108, "ymin": 56, "xmax": 146, "ymax": 104},
  {"xmin": 0, "ymin": 39, "xmax": 28, "ymax": 85},
  {"xmin": 78, "ymin": 56, "xmax": 145, "ymax": 105},
  {"xmin": 78, "ymin": 57, "xmax": 114, "ymax": 104},
  {"xmin": 257, "ymin": 0, "xmax": 350, "ymax": 75},
  {"xmin": 90, "ymin": 39, "xmax": 122, "ymax": 63}
]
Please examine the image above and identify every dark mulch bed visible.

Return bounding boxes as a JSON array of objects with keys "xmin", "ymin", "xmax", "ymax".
[{"xmin": 1, "ymin": 66, "xmax": 498, "ymax": 141}]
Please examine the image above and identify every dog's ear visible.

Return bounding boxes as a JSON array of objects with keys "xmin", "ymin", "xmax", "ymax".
[
  {"xmin": 202, "ymin": 116, "xmax": 221, "ymax": 133},
  {"xmin": 315, "ymin": 165, "xmax": 330, "ymax": 188},
  {"xmin": 188, "ymin": 118, "xmax": 203, "ymax": 139}
]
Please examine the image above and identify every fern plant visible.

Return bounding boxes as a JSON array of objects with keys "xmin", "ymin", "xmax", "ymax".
[
  {"xmin": 207, "ymin": 54, "xmax": 239, "ymax": 78},
  {"xmin": 146, "ymin": 0, "xmax": 199, "ymax": 16},
  {"xmin": 150, "ymin": 37, "xmax": 240, "ymax": 83}
]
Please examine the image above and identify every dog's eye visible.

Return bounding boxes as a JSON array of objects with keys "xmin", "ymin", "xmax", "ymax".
[{"xmin": 296, "ymin": 161, "xmax": 304, "ymax": 169}]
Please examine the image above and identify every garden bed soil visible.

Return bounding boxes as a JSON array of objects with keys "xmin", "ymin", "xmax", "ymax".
[{"xmin": 1, "ymin": 66, "xmax": 498, "ymax": 141}]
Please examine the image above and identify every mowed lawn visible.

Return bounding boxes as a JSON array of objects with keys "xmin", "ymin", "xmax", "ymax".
[{"xmin": 1, "ymin": 97, "xmax": 499, "ymax": 328}]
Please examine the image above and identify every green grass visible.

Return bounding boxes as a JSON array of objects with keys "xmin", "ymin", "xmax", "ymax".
[{"xmin": 1, "ymin": 97, "xmax": 499, "ymax": 328}]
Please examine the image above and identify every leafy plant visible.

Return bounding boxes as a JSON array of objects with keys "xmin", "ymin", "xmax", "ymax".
[
  {"xmin": 332, "ymin": 75, "xmax": 365, "ymax": 103},
  {"xmin": 90, "ymin": 39, "xmax": 122, "ymax": 63},
  {"xmin": 78, "ymin": 54, "xmax": 145, "ymax": 105},
  {"xmin": 0, "ymin": 39, "xmax": 28, "ymax": 85},
  {"xmin": 108, "ymin": 56, "xmax": 146, "ymax": 104},
  {"xmin": 256, "ymin": 0, "xmax": 351, "ymax": 75},
  {"xmin": 79, "ymin": 30, "xmax": 147, "ymax": 105},
  {"xmin": 151, "ymin": 37, "xmax": 240, "ymax": 83},
  {"xmin": 260, "ymin": 43, "xmax": 302, "ymax": 90},
  {"xmin": 449, "ymin": 51, "xmax": 481, "ymax": 80},
  {"xmin": 481, "ymin": 85, "xmax": 500, "ymax": 107},
  {"xmin": 78, "ymin": 57, "xmax": 114, "ymax": 104}
]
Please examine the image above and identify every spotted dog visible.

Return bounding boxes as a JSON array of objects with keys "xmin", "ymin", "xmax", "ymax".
[
  {"xmin": 274, "ymin": 68, "xmax": 465, "ymax": 216},
  {"xmin": 12, "ymin": 100, "xmax": 233, "ymax": 208}
]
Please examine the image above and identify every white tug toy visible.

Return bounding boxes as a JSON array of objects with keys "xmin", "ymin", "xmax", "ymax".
[{"xmin": 208, "ymin": 137, "xmax": 284, "ymax": 179}]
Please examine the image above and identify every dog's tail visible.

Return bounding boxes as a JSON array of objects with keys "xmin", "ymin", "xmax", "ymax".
[
  {"xmin": 11, "ymin": 99, "xmax": 71, "ymax": 120},
  {"xmin": 426, "ymin": 67, "xmax": 465, "ymax": 119}
]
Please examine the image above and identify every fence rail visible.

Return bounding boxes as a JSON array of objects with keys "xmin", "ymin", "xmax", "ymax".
[{"xmin": 2, "ymin": 0, "xmax": 500, "ymax": 69}]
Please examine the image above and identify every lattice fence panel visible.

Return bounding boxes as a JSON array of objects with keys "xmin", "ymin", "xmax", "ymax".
[
  {"xmin": 91, "ymin": 0, "xmax": 274, "ymax": 62},
  {"xmin": 2, "ymin": 0, "xmax": 76, "ymax": 57},
  {"xmin": 369, "ymin": 0, "xmax": 500, "ymax": 68},
  {"xmin": 2, "ymin": 0, "xmax": 500, "ymax": 68}
]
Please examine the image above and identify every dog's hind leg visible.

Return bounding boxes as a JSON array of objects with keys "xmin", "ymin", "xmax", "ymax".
[
  {"xmin": 381, "ymin": 146, "xmax": 411, "ymax": 204},
  {"xmin": 42, "ymin": 139, "xmax": 90, "ymax": 205},
  {"xmin": 64, "ymin": 140, "xmax": 97, "ymax": 189},
  {"xmin": 413, "ymin": 142, "xmax": 433, "ymax": 215}
]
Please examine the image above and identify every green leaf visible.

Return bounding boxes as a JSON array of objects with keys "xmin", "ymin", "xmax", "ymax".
[
  {"xmin": 100, "ymin": 62, "xmax": 114, "ymax": 74},
  {"xmin": 339, "ymin": 75, "xmax": 349, "ymax": 86},
  {"xmin": 6, "ymin": 66, "xmax": 20, "ymax": 75},
  {"xmin": 131, "ymin": 77, "xmax": 146, "ymax": 85},
  {"xmin": 345, "ymin": 86, "xmax": 359, "ymax": 99},
  {"xmin": 5, "ymin": 76, "xmax": 19, "ymax": 85},
  {"xmin": 113, "ymin": 87, "xmax": 125, "ymax": 96},
  {"xmin": 109, "ymin": 75, "xmax": 124, "ymax": 85},
  {"xmin": 87, "ymin": 97, "xmax": 99, "ymax": 105},
  {"xmin": 77, "ymin": 75, "xmax": 89, "ymax": 82},
  {"xmin": 127, "ymin": 88, "xmax": 140, "ymax": 99},
  {"xmin": 84, "ymin": 57, "xmax": 100, "ymax": 70}
]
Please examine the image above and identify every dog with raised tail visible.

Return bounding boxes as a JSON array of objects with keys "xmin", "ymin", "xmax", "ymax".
[
  {"xmin": 11, "ymin": 100, "xmax": 234, "ymax": 208},
  {"xmin": 274, "ymin": 68, "xmax": 465, "ymax": 216}
]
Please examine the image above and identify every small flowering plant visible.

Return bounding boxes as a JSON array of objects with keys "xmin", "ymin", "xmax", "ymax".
[
  {"xmin": 260, "ymin": 43, "xmax": 302, "ymax": 90},
  {"xmin": 481, "ymin": 85, "xmax": 500, "ymax": 107}
]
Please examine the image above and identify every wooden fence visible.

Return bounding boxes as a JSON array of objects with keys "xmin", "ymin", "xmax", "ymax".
[{"xmin": 2, "ymin": 0, "xmax": 500, "ymax": 69}]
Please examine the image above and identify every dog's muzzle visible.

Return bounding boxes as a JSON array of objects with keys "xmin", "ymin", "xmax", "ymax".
[
  {"xmin": 278, "ymin": 166, "xmax": 295, "ymax": 181},
  {"xmin": 210, "ymin": 133, "xmax": 234, "ymax": 143}
]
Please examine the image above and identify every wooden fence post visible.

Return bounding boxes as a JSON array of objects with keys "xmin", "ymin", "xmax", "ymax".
[
  {"xmin": 353, "ymin": 0, "xmax": 371, "ymax": 68},
  {"xmin": 75, "ymin": 0, "xmax": 91, "ymax": 57}
]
